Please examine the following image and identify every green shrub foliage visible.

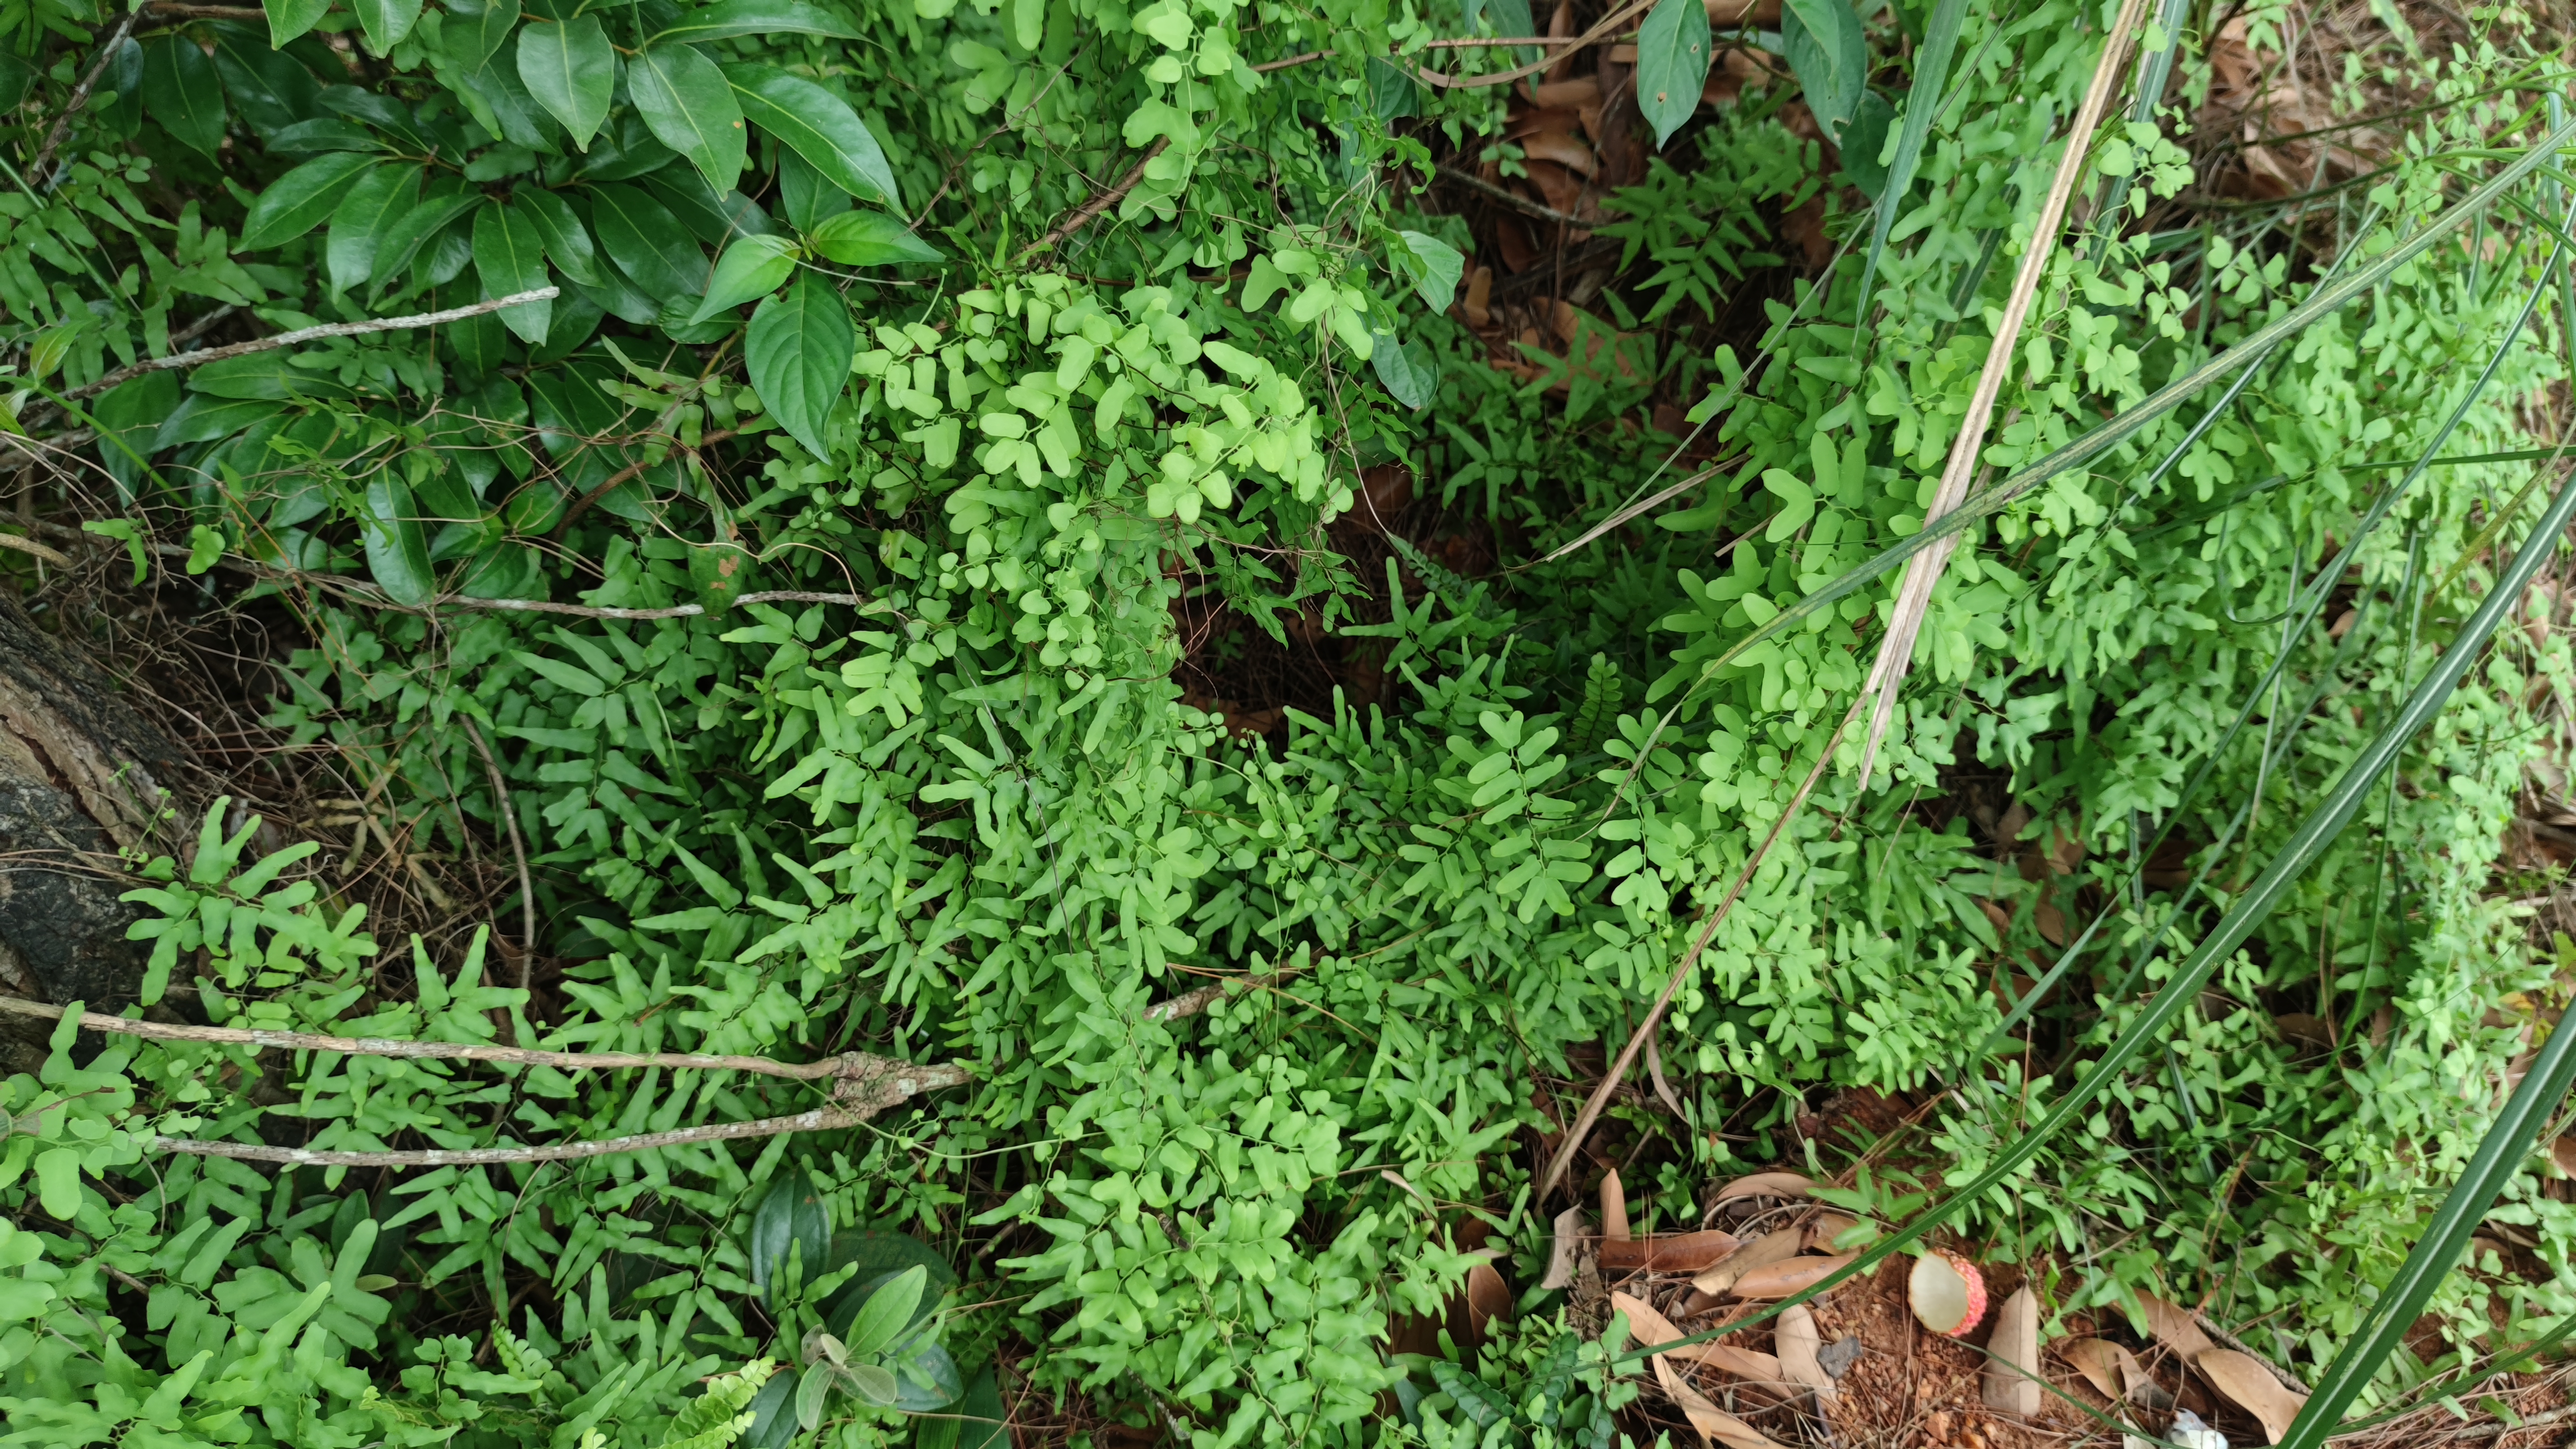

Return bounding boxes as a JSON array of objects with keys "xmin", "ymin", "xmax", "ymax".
[{"xmin": 4, "ymin": 0, "xmax": 2576, "ymax": 1441}]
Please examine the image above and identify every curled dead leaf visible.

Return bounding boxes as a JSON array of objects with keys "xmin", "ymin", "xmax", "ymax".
[
  {"xmin": 2136, "ymin": 1292, "xmax": 2214, "ymax": 1360},
  {"xmin": 1598, "ymin": 1229, "xmax": 1743, "ymax": 1275},
  {"xmin": 1731, "ymin": 1253, "xmax": 1856, "ymax": 1301},
  {"xmin": 1715, "ymin": 1171, "xmax": 1816, "ymax": 1202},
  {"xmin": 1601, "ymin": 1167, "xmax": 1631, "ymax": 1241},
  {"xmin": 1691, "ymin": 1230, "xmax": 1802, "ymax": 1295},
  {"xmin": 1608, "ymin": 1291, "xmax": 1782, "ymax": 1381},
  {"xmin": 1982, "ymin": 1286, "xmax": 2041, "ymax": 1416},
  {"xmin": 1775, "ymin": 1303, "xmax": 1835, "ymax": 1403},
  {"xmin": 2197, "ymin": 1348, "xmax": 2308, "ymax": 1444},
  {"xmin": 2062, "ymin": 1338, "xmax": 2138, "ymax": 1401},
  {"xmin": 1656, "ymin": 1360, "xmax": 1790, "ymax": 1449},
  {"xmin": 1461, "ymin": 265, "xmax": 1492, "ymax": 328}
]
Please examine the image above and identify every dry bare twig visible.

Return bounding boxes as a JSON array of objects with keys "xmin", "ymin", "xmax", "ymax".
[
  {"xmin": 1849, "ymin": 0, "xmax": 2153, "ymax": 786},
  {"xmin": 63, "ymin": 290, "xmax": 562, "ymax": 403}
]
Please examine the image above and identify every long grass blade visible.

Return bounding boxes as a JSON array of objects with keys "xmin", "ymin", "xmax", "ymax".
[
  {"xmin": 2274, "ymin": 846, "xmax": 2576, "ymax": 1448},
  {"xmin": 1853, "ymin": 0, "xmax": 1971, "ymax": 326},
  {"xmin": 1656, "ymin": 112, "xmax": 2576, "ymax": 716},
  {"xmin": 1622, "ymin": 252, "xmax": 2576, "ymax": 1374}
]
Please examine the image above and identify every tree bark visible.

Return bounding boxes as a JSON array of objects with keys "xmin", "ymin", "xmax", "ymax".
[{"xmin": 0, "ymin": 597, "xmax": 182, "ymax": 1010}]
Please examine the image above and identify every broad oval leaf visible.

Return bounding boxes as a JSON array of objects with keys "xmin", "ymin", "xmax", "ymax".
[
  {"xmin": 437, "ymin": 0, "xmax": 517, "ymax": 72},
  {"xmin": 1368, "ymin": 330, "xmax": 1436, "ymax": 410},
  {"xmin": 891, "ymin": 1341, "xmax": 962, "ymax": 1411},
  {"xmin": 514, "ymin": 187, "xmax": 602, "ymax": 286},
  {"xmin": 517, "ymin": 17, "xmax": 614, "ymax": 150},
  {"xmin": 1395, "ymin": 230, "xmax": 1463, "ymax": 312},
  {"xmin": 263, "ymin": 0, "xmax": 332, "ymax": 47},
  {"xmin": 1634, "ymin": 0, "xmax": 1712, "ymax": 148},
  {"xmin": 325, "ymin": 162, "xmax": 420, "ymax": 297},
  {"xmin": 723, "ymin": 63, "xmax": 902, "ymax": 209},
  {"xmin": 650, "ymin": 0, "xmax": 861, "ymax": 45},
  {"xmin": 691, "ymin": 233, "xmax": 800, "ymax": 322},
  {"xmin": 1781, "ymin": 0, "xmax": 1868, "ymax": 140},
  {"xmin": 350, "ymin": 0, "xmax": 422, "ymax": 55},
  {"xmin": 586, "ymin": 182, "xmax": 707, "ymax": 296},
  {"xmin": 627, "ymin": 43, "xmax": 746, "ymax": 193},
  {"xmin": 369, "ymin": 183, "xmax": 484, "ymax": 292},
  {"xmin": 238, "ymin": 151, "xmax": 377, "ymax": 251},
  {"xmin": 841, "ymin": 1264, "xmax": 927, "ymax": 1356},
  {"xmin": 142, "ymin": 36, "xmax": 227, "ymax": 158},
  {"xmin": 472, "ymin": 203, "xmax": 554, "ymax": 344},
  {"xmin": 807, "ymin": 211, "xmax": 941, "ymax": 267},
  {"xmin": 1841, "ymin": 89, "xmax": 1897, "ymax": 198},
  {"xmin": 745, "ymin": 271, "xmax": 854, "ymax": 458},
  {"xmin": 360, "ymin": 475, "xmax": 436, "ymax": 607}
]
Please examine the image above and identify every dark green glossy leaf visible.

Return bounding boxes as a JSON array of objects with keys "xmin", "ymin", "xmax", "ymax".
[
  {"xmin": 93, "ymin": 373, "xmax": 178, "ymax": 500},
  {"xmin": 514, "ymin": 187, "xmax": 602, "ymax": 286},
  {"xmin": 263, "ymin": 0, "xmax": 332, "ymax": 47},
  {"xmin": 350, "ymin": 0, "xmax": 422, "ymax": 54},
  {"xmin": 807, "ymin": 210, "xmax": 941, "ymax": 267},
  {"xmin": 690, "ymin": 234, "xmax": 799, "ymax": 322},
  {"xmin": 238, "ymin": 151, "xmax": 376, "ymax": 251},
  {"xmin": 370, "ymin": 182, "xmax": 484, "ymax": 291},
  {"xmin": 890, "ymin": 1341, "xmax": 961, "ymax": 1412},
  {"xmin": 455, "ymin": 540, "xmax": 548, "ymax": 599},
  {"xmin": 740, "ymin": 1371, "xmax": 797, "ymax": 1449},
  {"xmin": 438, "ymin": 0, "xmax": 518, "ymax": 73},
  {"xmin": 1633, "ymin": 0, "xmax": 1712, "ymax": 147},
  {"xmin": 723, "ymin": 63, "xmax": 901, "ymax": 208},
  {"xmin": 649, "ymin": 0, "xmax": 860, "ymax": 45},
  {"xmin": 745, "ymin": 271, "xmax": 853, "ymax": 458},
  {"xmin": 777, "ymin": 147, "xmax": 849, "ymax": 233},
  {"xmin": 473, "ymin": 203, "xmax": 554, "ymax": 344},
  {"xmin": 517, "ymin": 17, "xmax": 614, "ymax": 149},
  {"xmin": 840, "ymin": 1264, "xmax": 926, "ymax": 1356},
  {"xmin": 326, "ymin": 163, "xmax": 420, "ymax": 296},
  {"xmin": 154, "ymin": 395, "xmax": 285, "ymax": 450},
  {"xmin": 640, "ymin": 165, "xmax": 776, "ymax": 245},
  {"xmin": 267, "ymin": 118, "xmax": 380, "ymax": 153},
  {"xmin": 628, "ymin": 43, "xmax": 745, "ymax": 192},
  {"xmin": 587, "ymin": 182, "xmax": 707, "ymax": 296},
  {"xmin": 1781, "ymin": 0, "xmax": 1868, "ymax": 140},
  {"xmin": 360, "ymin": 475, "xmax": 436, "ymax": 607},
  {"xmin": 1841, "ymin": 89, "xmax": 1897, "ymax": 198},
  {"xmin": 143, "ymin": 36, "xmax": 227, "ymax": 157},
  {"xmin": 208, "ymin": 21, "xmax": 319, "ymax": 135},
  {"xmin": 748, "ymin": 1168, "xmax": 831, "ymax": 1303}
]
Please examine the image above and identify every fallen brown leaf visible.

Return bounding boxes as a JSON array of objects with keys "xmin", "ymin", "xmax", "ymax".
[
  {"xmin": 1608, "ymin": 1291, "xmax": 1781, "ymax": 1381},
  {"xmin": 1598, "ymin": 1229, "xmax": 1743, "ymax": 1275},
  {"xmin": 1714, "ymin": 1171, "xmax": 1817, "ymax": 1201},
  {"xmin": 1983, "ymin": 1286, "xmax": 2041, "ymax": 1416},
  {"xmin": 1691, "ymin": 1230, "xmax": 1803, "ymax": 1295},
  {"xmin": 1776, "ymin": 1302, "xmax": 1835, "ymax": 1403},
  {"xmin": 1731, "ymin": 1253, "xmax": 1856, "ymax": 1301},
  {"xmin": 1601, "ymin": 1167, "xmax": 1631, "ymax": 1241},
  {"xmin": 2197, "ymin": 1348, "xmax": 2308, "ymax": 1443},
  {"xmin": 2062, "ymin": 1338, "xmax": 2137, "ymax": 1401},
  {"xmin": 2136, "ymin": 1292, "xmax": 2214, "ymax": 1360},
  {"xmin": 1614, "ymin": 1293, "xmax": 1791, "ymax": 1449}
]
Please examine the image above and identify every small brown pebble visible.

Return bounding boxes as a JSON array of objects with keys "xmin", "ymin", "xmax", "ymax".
[{"xmin": 1928, "ymin": 1410, "xmax": 1953, "ymax": 1439}]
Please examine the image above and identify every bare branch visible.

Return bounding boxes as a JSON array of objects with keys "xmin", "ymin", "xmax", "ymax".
[
  {"xmin": 28, "ymin": 8, "xmax": 145, "ymax": 184},
  {"xmin": 1020, "ymin": 139, "xmax": 1170, "ymax": 262},
  {"xmin": 459, "ymin": 717, "xmax": 537, "ymax": 970},
  {"xmin": 0, "ymin": 995, "xmax": 968, "ymax": 1088},
  {"xmin": 157, "ymin": 1104, "xmax": 881, "ymax": 1167},
  {"xmin": 64, "ymin": 290, "xmax": 562, "ymax": 403}
]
